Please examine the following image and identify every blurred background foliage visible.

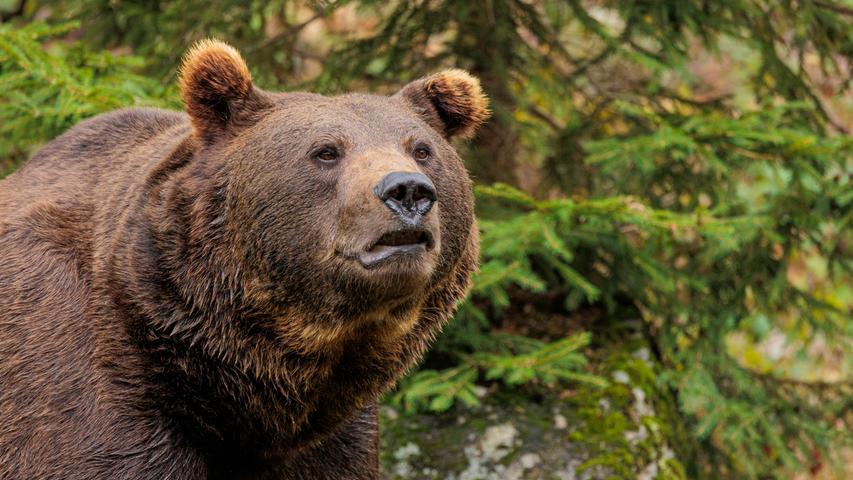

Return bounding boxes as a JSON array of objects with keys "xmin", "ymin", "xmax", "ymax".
[{"xmin": 1, "ymin": 0, "xmax": 852, "ymax": 478}]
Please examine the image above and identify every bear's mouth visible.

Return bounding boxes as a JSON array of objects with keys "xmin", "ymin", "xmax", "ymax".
[{"xmin": 358, "ymin": 228, "xmax": 434, "ymax": 269}]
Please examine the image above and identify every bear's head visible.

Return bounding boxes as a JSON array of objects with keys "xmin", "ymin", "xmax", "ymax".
[{"xmin": 168, "ymin": 40, "xmax": 487, "ymax": 363}]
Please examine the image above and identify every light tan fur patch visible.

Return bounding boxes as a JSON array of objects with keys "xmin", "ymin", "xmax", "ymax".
[
  {"xmin": 178, "ymin": 39, "xmax": 252, "ymax": 97},
  {"xmin": 424, "ymin": 69, "xmax": 491, "ymax": 139}
]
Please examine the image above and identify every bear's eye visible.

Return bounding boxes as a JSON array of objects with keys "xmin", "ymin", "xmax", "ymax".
[
  {"xmin": 413, "ymin": 146, "xmax": 431, "ymax": 162},
  {"xmin": 314, "ymin": 147, "xmax": 340, "ymax": 164}
]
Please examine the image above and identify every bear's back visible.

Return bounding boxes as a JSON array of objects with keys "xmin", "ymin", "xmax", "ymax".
[
  {"xmin": 0, "ymin": 108, "xmax": 188, "ymax": 218},
  {"xmin": 0, "ymin": 108, "xmax": 197, "ymax": 478}
]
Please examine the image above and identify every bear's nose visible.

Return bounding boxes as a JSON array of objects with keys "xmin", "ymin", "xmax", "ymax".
[{"xmin": 374, "ymin": 171, "xmax": 437, "ymax": 221}]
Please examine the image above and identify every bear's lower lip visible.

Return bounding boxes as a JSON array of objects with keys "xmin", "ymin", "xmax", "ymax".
[
  {"xmin": 358, "ymin": 243, "xmax": 427, "ymax": 269},
  {"xmin": 356, "ymin": 228, "xmax": 433, "ymax": 269}
]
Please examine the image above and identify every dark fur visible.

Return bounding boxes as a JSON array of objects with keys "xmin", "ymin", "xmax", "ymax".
[{"xmin": 0, "ymin": 41, "xmax": 487, "ymax": 479}]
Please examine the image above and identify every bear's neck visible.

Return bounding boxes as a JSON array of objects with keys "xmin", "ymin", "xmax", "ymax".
[
  {"xmin": 125, "ymin": 309, "xmax": 411, "ymax": 457},
  {"xmin": 100, "ymin": 149, "xmax": 427, "ymax": 458}
]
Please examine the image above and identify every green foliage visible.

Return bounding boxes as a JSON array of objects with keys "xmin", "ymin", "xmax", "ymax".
[
  {"xmin": 2, "ymin": 1, "xmax": 852, "ymax": 478},
  {"xmin": 35, "ymin": 0, "xmax": 338, "ymax": 88},
  {"xmin": 0, "ymin": 20, "xmax": 173, "ymax": 175},
  {"xmin": 393, "ymin": 332, "xmax": 604, "ymax": 414},
  {"xmin": 579, "ymin": 97, "xmax": 853, "ymax": 476},
  {"xmin": 458, "ymin": 179, "xmax": 851, "ymax": 475}
]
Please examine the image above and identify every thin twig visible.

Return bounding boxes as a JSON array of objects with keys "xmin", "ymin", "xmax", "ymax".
[
  {"xmin": 813, "ymin": 0, "xmax": 853, "ymax": 16},
  {"xmin": 528, "ymin": 105, "xmax": 564, "ymax": 132},
  {"xmin": 250, "ymin": 11, "xmax": 327, "ymax": 51}
]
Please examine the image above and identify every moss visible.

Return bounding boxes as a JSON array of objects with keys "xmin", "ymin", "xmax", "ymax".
[
  {"xmin": 380, "ymin": 337, "xmax": 688, "ymax": 479},
  {"xmin": 567, "ymin": 339, "xmax": 689, "ymax": 480}
]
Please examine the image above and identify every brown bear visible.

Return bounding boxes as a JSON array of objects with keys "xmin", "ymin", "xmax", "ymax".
[{"xmin": 0, "ymin": 40, "xmax": 487, "ymax": 479}]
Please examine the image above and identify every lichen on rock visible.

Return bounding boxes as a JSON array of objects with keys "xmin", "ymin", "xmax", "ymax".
[{"xmin": 381, "ymin": 337, "xmax": 688, "ymax": 479}]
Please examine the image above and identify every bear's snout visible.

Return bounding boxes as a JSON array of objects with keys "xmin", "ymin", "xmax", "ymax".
[{"xmin": 373, "ymin": 171, "xmax": 437, "ymax": 224}]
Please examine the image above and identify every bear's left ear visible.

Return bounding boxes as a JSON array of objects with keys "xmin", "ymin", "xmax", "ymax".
[
  {"xmin": 179, "ymin": 39, "xmax": 268, "ymax": 144},
  {"xmin": 394, "ymin": 69, "xmax": 490, "ymax": 140}
]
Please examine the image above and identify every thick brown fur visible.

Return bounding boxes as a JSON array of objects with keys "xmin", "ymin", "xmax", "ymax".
[{"xmin": 0, "ymin": 40, "xmax": 486, "ymax": 479}]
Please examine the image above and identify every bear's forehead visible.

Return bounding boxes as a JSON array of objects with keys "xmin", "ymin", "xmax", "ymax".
[{"xmin": 268, "ymin": 92, "xmax": 433, "ymax": 138}]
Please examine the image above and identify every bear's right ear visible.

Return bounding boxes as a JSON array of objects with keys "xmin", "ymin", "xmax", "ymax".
[{"xmin": 179, "ymin": 39, "xmax": 268, "ymax": 143}]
